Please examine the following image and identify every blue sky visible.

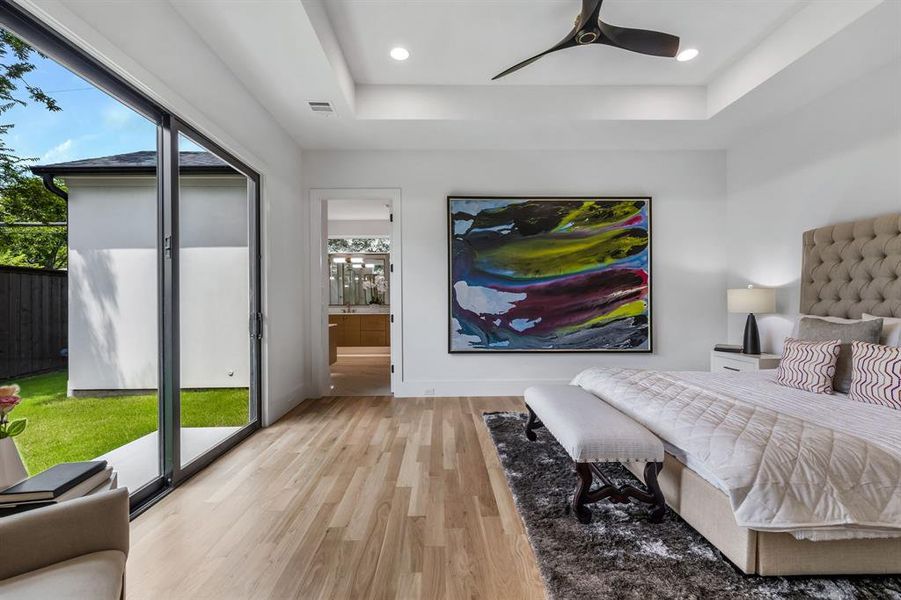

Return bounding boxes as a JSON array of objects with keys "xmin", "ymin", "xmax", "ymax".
[{"xmin": 4, "ymin": 52, "xmax": 201, "ymax": 168}]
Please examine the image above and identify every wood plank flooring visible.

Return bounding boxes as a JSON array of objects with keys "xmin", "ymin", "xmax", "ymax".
[
  {"xmin": 329, "ymin": 352, "xmax": 392, "ymax": 396},
  {"xmin": 127, "ymin": 396, "xmax": 546, "ymax": 599}
]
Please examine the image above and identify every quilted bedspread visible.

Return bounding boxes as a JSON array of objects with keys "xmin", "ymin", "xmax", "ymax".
[{"xmin": 571, "ymin": 368, "xmax": 901, "ymax": 539}]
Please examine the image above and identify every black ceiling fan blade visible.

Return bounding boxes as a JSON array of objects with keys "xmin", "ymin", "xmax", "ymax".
[
  {"xmin": 578, "ymin": 0, "xmax": 604, "ymax": 29},
  {"xmin": 491, "ymin": 29, "xmax": 578, "ymax": 80},
  {"xmin": 597, "ymin": 21, "xmax": 680, "ymax": 57}
]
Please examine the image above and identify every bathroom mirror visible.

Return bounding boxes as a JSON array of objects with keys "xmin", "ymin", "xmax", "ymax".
[{"xmin": 329, "ymin": 253, "xmax": 389, "ymax": 306}]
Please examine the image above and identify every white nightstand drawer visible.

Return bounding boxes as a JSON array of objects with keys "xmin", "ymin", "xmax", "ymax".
[
  {"xmin": 710, "ymin": 351, "xmax": 780, "ymax": 373},
  {"xmin": 711, "ymin": 355, "xmax": 754, "ymax": 373}
]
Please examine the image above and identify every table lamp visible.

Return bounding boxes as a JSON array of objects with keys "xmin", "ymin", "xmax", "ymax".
[{"xmin": 727, "ymin": 286, "xmax": 776, "ymax": 355}]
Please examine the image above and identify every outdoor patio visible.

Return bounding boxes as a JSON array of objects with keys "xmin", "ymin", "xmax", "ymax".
[{"xmin": 98, "ymin": 427, "xmax": 242, "ymax": 492}]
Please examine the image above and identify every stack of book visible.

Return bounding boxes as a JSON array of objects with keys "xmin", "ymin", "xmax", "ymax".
[{"xmin": 0, "ymin": 461, "xmax": 117, "ymax": 517}]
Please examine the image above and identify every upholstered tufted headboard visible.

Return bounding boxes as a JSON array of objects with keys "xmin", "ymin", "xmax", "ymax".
[{"xmin": 801, "ymin": 213, "xmax": 901, "ymax": 319}]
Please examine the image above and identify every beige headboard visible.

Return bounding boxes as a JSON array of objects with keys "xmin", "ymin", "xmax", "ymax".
[{"xmin": 801, "ymin": 213, "xmax": 901, "ymax": 319}]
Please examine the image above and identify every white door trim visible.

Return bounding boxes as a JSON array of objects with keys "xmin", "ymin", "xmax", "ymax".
[{"xmin": 309, "ymin": 188, "xmax": 403, "ymax": 397}]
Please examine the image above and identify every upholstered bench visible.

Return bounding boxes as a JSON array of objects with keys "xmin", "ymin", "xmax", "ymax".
[{"xmin": 524, "ymin": 384, "xmax": 667, "ymax": 524}]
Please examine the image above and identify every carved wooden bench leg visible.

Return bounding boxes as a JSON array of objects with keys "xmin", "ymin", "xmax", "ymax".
[
  {"xmin": 643, "ymin": 461, "xmax": 666, "ymax": 523},
  {"xmin": 572, "ymin": 463, "xmax": 593, "ymax": 524},
  {"xmin": 570, "ymin": 461, "xmax": 667, "ymax": 525},
  {"xmin": 524, "ymin": 404, "xmax": 544, "ymax": 441}
]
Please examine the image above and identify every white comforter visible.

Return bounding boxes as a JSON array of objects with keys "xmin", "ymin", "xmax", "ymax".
[{"xmin": 571, "ymin": 368, "xmax": 901, "ymax": 541}]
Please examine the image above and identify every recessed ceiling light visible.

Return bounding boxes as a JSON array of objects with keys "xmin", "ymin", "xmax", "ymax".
[
  {"xmin": 676, "ymin": 48, "xmax": 699, "ymax": 62},
  {"xmin": 390, "ymin": 47, "xmax": 410, "ymax": 61}
]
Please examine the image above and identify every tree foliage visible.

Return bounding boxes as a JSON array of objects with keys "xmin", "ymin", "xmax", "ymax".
[
  {"xmin": 0, "ymin": 31, "xmax": 65, "ymax": 270},
  {"xmin": 0, "ymin": 176, "xmax": 67, "ymax": 269},
  {"xmin": 328, "ymin": 237, "xmax": 391, "ymax": 253}
]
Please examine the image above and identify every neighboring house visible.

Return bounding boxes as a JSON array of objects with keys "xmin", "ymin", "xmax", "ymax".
[{"xmin": 32, "ymin": 151, "xmax": 250, "ymax": 394}]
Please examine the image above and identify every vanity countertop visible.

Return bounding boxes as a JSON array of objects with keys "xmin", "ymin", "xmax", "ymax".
[{"xmin": 328, "ymin": 306, "xmax": 390, "ymax": 315}]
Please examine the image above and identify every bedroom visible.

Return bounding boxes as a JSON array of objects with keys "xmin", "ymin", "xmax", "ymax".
[{"xmin": 0, "ymin": 1, "xmax": 898, "ymax": 599}]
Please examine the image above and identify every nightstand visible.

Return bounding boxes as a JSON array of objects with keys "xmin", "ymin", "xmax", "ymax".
[{"xmin": 709, "ymin": 350, "xmax": 780, "ymax": 373}]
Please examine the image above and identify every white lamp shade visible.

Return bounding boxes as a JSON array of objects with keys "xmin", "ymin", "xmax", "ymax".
[{"xmin": 727, "ymin": 287, "xmax": 775, "ymax": 314}]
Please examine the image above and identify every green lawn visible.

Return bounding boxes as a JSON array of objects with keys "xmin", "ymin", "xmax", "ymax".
[{"xmin": 4, "ymin": 371, "xmax": 249, "ymax": 475}]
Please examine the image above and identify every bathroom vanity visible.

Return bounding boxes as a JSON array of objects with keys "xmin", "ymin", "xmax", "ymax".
[{"xmin": 328, "ymin": 313, "xmax": 390, "ymax": 347}]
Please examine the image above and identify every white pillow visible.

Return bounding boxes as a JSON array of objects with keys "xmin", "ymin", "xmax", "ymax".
[
  {"xmin": 863, "ymin": 313, "xmax": 901, "ymax": 347},
  {"xmin": 790, "ymin": 315, "xmax": 861, "ymax": 338}
]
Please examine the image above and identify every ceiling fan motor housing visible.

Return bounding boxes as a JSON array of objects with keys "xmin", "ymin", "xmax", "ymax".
[
  {"xmin": 576, "ymin": 29, "xmax": 599, "ymax": 44},
  {"xmin": 574, "ymin": 13, "xmax": 600, "ymax": 45}
]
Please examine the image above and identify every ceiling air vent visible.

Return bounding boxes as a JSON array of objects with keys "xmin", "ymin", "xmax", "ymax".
[{"xmin": 308, "ymin": 101, "xmax": 335, "ymax": 115}]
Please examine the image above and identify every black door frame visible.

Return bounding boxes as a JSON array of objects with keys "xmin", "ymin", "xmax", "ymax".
[
  {"xmin": 163, "ymin": 117, "xmax": 262, "ymax": 489},
  {"xmin": 0, "ymin": 1, "xmax": 263, "ymax": 514}
]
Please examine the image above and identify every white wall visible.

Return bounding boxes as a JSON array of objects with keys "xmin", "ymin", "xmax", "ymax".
[
  {"xmin": 725, "ymin": 60, "xmax": 901, "ymax": 353},
  {"xmin": 304, "ymin": 150, "xmax": 727, "ymax": 396},
  {"xmin": 327, "ymin": 219, "xmax": 391, "ymax": 237},
  {"xmin": 67, "ymin": 176, "xmax": 250, "ymax": 392}
]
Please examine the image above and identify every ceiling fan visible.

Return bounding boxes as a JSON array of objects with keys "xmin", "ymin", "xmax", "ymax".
[{"xmin": 492, "ymin": 0, "xmax": 681, "ymax": 80}]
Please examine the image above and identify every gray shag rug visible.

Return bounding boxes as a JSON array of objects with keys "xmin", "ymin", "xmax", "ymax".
[{"xmin": 483, "ymin": 412, "xmax": 901, "ymax": 600}]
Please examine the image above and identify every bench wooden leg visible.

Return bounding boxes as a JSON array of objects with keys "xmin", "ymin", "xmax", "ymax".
[
  {"xmin": 570, "ymin": 461, "xmax": 667, "ymax": 525},
  {"xmin": 524, "ymin": 405, "xmax": 544, "ymax": 441},
  {"xmin": 572, "ymin": 463, "xmax": 594, "ymax": 524},
  {"xmin": 643, "ymin": 461, "xmax": 666, "ymax": 523}
]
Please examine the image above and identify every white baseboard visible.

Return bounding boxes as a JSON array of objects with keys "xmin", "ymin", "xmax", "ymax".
[{"xmin": 392, "ymin": 378, "xmax": 572, "ymax": 398}]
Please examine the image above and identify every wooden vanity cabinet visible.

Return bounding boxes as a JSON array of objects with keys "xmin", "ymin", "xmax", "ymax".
[{"xmin": 328, "ymin": 313, "xmax": 390, "ymax": 347}]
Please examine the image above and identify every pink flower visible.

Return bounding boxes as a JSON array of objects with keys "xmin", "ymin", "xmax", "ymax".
[
  {"xmin": 0, "ymin": 385, "xmax": 20, "ymax": 397},
  {"xmin": 0, "ymin": 395, "xmax": 20, "ymax": 414}
]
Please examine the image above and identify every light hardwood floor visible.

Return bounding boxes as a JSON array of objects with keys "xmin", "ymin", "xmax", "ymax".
[
  {"xmin": 127, "ymin": 395, "xmax": 546, "ymax": 599},
  {"xmin": 329, "ymin": 352, "xmax": 392, "ymax": 396}
]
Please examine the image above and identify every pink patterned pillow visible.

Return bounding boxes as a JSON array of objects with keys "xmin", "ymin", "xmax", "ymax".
[
  {"xmin": 848, "ymin": 341, "xmax": 901, "ymax": 410},
  {"xmin": 776, "ymin": 338, "xmax": 841, "ymax": 394}
]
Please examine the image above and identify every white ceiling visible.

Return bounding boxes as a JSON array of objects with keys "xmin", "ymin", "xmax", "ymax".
[
  {"xmin": 23, "ymin": 0, "xmax": 901, "ymax": 152},
  {"xmin": 321, "ymin": 0, "xmax": 805, "ymax": 86},
  {"xmin": 328, "ymin": 199, "xmax": 391, "ymax": 221}
]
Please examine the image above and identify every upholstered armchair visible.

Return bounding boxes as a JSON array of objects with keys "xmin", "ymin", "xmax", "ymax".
[{"xmin": 0, "ymin": 487, "xmax": 129, "ymax": 599}]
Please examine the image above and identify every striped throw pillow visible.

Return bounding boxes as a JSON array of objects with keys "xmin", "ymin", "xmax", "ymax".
[
  {"xmin": 776, "ymin": 338, "xmax": 841, "ymax": 394},
  {"xmin": 848, "ymin": 341, "xmax": 901, "ymax": 410}
]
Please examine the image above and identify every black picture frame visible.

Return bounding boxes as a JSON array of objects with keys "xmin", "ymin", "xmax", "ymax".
[{"xmin": 447, "ymin": 195, "xmax": 653, "ymax": 354}]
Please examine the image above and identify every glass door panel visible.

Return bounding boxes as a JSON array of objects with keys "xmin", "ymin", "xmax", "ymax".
[
  {"xmin": 175, "ymin": 132, "xmax": 254, "ymax": 469},
  {"xmin": 0, "ymin": 22, "xmax": 162, "ymax": 495}
]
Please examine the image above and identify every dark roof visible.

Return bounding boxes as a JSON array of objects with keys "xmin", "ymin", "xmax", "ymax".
[{"xmin": 31, "ymin": 151, "xmax": 239, "ymax": 176}]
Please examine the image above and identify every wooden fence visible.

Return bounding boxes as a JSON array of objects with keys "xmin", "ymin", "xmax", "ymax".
[{"xmin": 0, "ymin": 266, "xmax": 67, "ymax": 380}]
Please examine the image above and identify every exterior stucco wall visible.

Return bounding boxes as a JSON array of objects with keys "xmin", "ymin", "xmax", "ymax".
[{"xmin": 66, "ymin": 174, "xmax": 250, "ymax": 392}]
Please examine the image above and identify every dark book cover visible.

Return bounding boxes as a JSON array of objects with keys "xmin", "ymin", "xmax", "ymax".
[
  {"xmin": 0, "ymin": 461, "xmax": 107, "ymax": 503},
  {"xmin": 714, "ymin": 344, "xmax": 744, "ymax": 353},
  {"xmin": 0, "ymin": 500, "xmax": 55, "ymax": 518}
]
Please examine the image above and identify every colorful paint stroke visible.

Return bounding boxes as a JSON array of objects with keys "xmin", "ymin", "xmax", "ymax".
[{"xmin": 448, "ymin": 197, "xmax": 651, "ymax": 352}]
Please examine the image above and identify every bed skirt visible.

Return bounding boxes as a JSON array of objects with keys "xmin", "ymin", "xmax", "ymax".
[{"xmin": 625, "ymin": 454, "xmax": 901, "ymax": 576}]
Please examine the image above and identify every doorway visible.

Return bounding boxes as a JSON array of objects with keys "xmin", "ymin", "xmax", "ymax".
[{"xmin": 310, "ymin": 190, "xmax": 402, "ymax": 397}]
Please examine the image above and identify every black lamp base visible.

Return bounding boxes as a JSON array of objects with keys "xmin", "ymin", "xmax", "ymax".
[{"xmin": 742, "ymin": 313, "xmax": 761, "ymax": 355}]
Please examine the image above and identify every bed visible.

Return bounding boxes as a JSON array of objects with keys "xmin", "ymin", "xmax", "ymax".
[{"xmin": 573, "ymin": 213, "xmax": 901, "ymax": 576}]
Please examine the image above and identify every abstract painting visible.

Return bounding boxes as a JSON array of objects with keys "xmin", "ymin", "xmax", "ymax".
[{"xmin": 448, "ymin": 196, "xmax": 651, "ymax": 352}]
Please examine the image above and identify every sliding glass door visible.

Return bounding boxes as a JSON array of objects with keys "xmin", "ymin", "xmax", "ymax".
[
  {"xmin": 159, "ymin": 118, "xmax": 261, "ymax": 489},
  {"xmin": 0, "ymin": 4, "xmax": 262, "ymax": 511},
  {"xmin": 172, "ymin": 127, "xmax": 259, "ymax": 478}
]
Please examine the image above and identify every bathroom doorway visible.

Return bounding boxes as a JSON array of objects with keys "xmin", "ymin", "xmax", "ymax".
[{"xmin": 310, "ymin": 190, "xmax": 402, "ymax": 397}]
